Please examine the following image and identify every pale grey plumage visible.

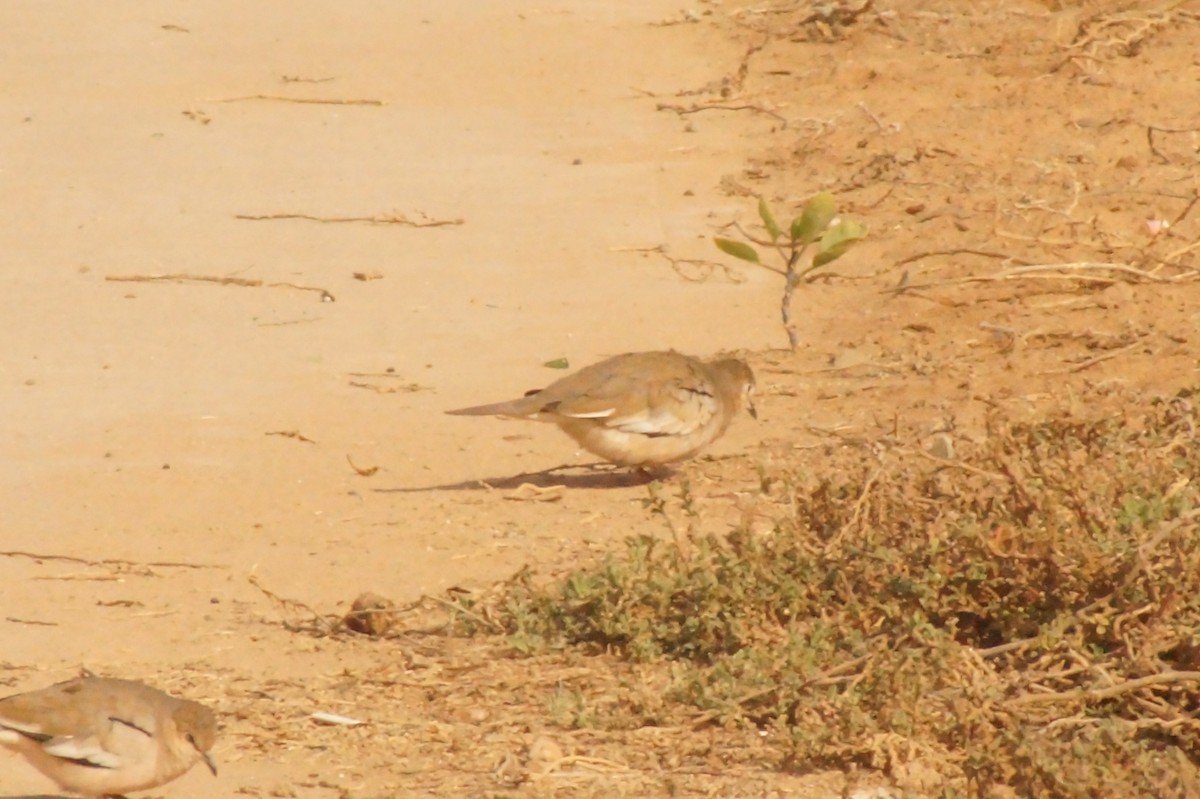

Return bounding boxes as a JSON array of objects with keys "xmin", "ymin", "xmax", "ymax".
[
  {"xmin": 0, "ymin": 675, "xmax": 217, "ymax": 798},
  {"xmin": 447, "ymin": 351, "xmax": 756, "ymax": 467}
]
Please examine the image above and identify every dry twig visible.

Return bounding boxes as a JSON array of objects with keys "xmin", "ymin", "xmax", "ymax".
[
  {"xmin": 247, "ymin": 574, "xmax": 337, "ymax": 634},
  {"xmin": 1005, "ymin": 670, "xmax": 1200, "ymax": 709},
  {"xmin": 347, "ymin": 380, "xmax": 430, "ymax": 394},
  {"xmin": 105, "ymin": 273, "xmax": 335, "ymax": 302},
  {"xmin": 0, "ymin": 550, "xmax": 218, "ymax": 570},
  {"xmin": 208, "ymin": 94, "xmax": 383, "ymax": 106},
  {"xmin": 613, "ymin": 244, "xmax": 747, "ymax": 283},
  {"xmin": 656, "ymin": 102, "xmax": 787, "ymax": 126},
  {"xmin": 235, "ymin": 212, "xmax": 463, "ymax": 227},
  {"xmin": 266, "ymin": 430, "xmax": 316, "ymax": 444}
]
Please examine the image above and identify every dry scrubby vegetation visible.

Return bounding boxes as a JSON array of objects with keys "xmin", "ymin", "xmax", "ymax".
[{"xmin": 448, "ymin": 384, "xmax": 1200, "ymax": 797}]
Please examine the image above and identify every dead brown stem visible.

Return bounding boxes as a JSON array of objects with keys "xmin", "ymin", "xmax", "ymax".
[
  {"xmin": 105, "ymin": 273, "xmax": 335, "ymax": 302},
  {"xmin": 266, "ymin": 430, "xmax": 317, "ymax": 444},
  {"xmin": 209, "ymin": 94, "xmax": 383, "ymax": 106},
  {"xmin": 0, "ymin": 550, "xmax": 219, "ymax": 570},
  {"xmin": 235, "ymin": 212, "xmax": 463, "ymax": 227},
  {"xmin": 1005, "ymin": 670, "xmax": 1200, "ymax": 709}
]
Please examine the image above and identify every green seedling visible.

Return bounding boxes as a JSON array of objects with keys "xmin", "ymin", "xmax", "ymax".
[{"xmin": 715, "ymin": 192, "xmax": 867, "ymax": 349}]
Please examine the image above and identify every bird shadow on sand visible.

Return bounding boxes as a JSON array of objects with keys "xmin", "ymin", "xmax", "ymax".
[
  {"xmin": 3, "ymin": 794, "xmax": 69, "ymax": 799},
  {"xmin": 374, "ymin": 462, "xmax": 668, "ymax": 493}
]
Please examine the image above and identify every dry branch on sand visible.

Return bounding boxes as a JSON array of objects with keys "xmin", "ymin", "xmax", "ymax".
[
  {"xmin": 105, "ymin": 273, "xmax": 336, "ymax": 302},
  {"xmin": 207, "ymin": 94, "xmax": 384, "ymax": 106},
  {"xmin": 235, "ymin": 212, "xmax": 463, "ymax": 227}
]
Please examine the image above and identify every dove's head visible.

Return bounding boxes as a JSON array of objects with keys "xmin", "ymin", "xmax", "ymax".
[
  {"xmin": 710, "ymin": 358, "xmax": 757, "ymax": 420},
  {"xmin": 171, "ymin": 699, "xmax": 219, "ymax": 776}
]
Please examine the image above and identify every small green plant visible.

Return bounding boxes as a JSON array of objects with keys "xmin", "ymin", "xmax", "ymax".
[
  {"xmin": 715, "ymin": 193, "xmax": 867, "ymax": 349},
  {"xmin": 547, "ymin": 685, "xmax": 595, "ymax": 728}
]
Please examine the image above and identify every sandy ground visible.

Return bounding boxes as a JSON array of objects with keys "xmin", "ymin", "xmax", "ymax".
[
  {"xmin": 2, "ymin": 2, "xmax": 777, "ymax": 795},
  {"xmin": 4, "ymin": 1, "xmax": 1200, "ymax": 797}
]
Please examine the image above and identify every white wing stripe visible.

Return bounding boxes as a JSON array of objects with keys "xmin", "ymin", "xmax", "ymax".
[{"xmin": 560, "ymin": 408, "xmax": 615, "ymax": 419}]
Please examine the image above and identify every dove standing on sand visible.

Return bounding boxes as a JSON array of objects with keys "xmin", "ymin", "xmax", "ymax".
[
  {"xmin": 446, "ymin": 350, "xmax": 756, "ymax": 467},
  {"xmin": 0, "ymin": 674, "xmax": 218, "ymax": 798}
]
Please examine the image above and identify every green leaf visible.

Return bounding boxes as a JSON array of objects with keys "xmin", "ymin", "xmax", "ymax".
[
  {"xmin": 543, "ymin": 357, "xmax": 570, "ymax": 369},
  {"xmin": 713, "ymin": 237, "xmax": 760, "ymax": 263},
  {"xmin": 758, "ymin": 197, "xmax": 782, "ymax": 242},
  {"xmin": 790, "ymin": 192, "xmax": 838, "ymax": 245},
  {"xmin": 812, "ymin": 220, "xmax": 868, "ymax": 268}
]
